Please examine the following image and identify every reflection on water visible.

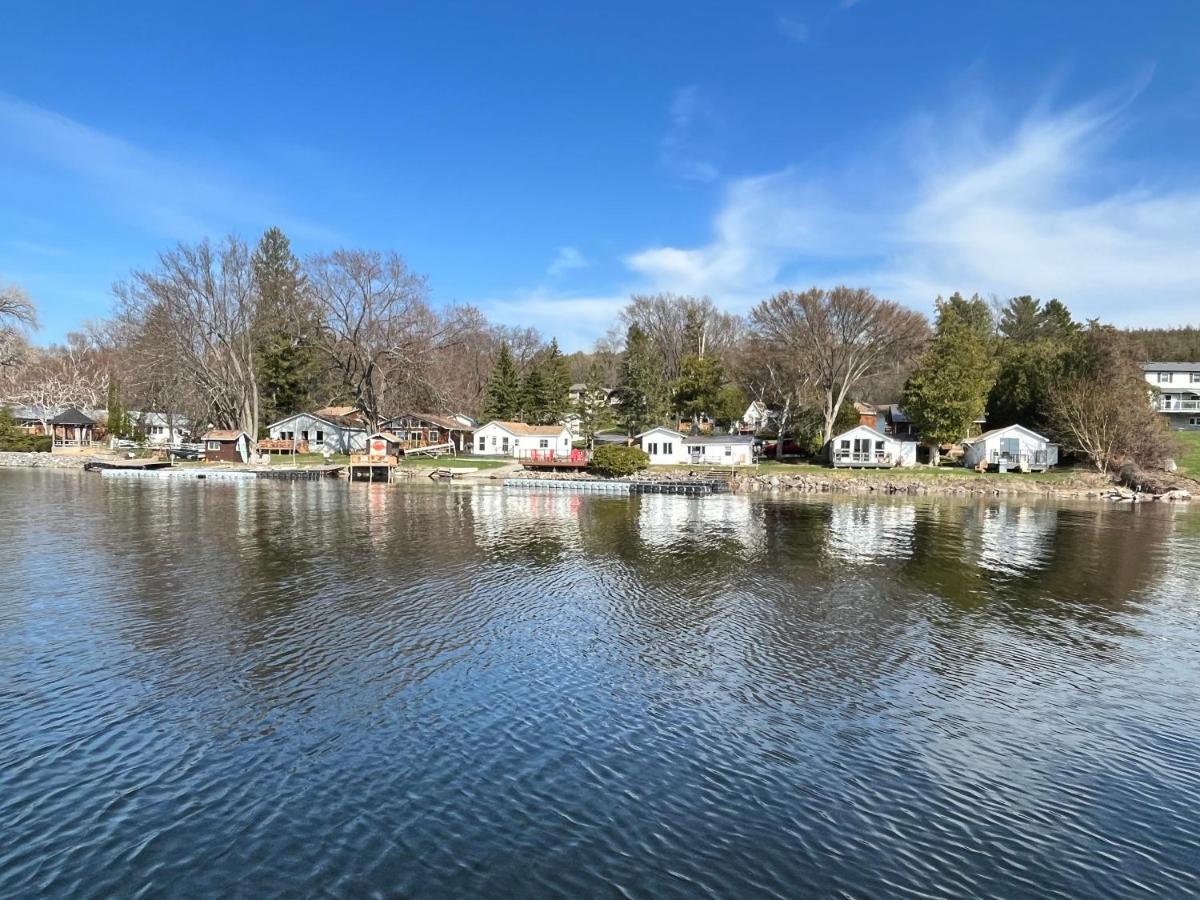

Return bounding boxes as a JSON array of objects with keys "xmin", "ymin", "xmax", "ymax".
[{"xmin": 1, "ymin": 471, "xmax": 1198, "ymax": 899}]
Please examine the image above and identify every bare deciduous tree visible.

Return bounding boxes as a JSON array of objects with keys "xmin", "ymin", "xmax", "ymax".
[
  {"xmin": 115, "ymin": 237, "xmax": 262, "ymax": 436},
  {"xmin": 751, "ymin": 286, "xmax": 929, "ymax": 446},
  {"xmin": 0, "ymin": 283, "xmax": 39, "ymax": 370},
  {"xmin": 621, "ymin": 293, "xmax": 743, "ymax": 382},
  {"xmin": 306, "ymin": 250, "xmax": 469, "ymax": 429}
]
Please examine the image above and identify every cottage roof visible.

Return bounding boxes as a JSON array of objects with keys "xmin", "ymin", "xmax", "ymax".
[
  {"xmin": 682, "ymin": 433, "xmax": 756, "ymax": 445},
  {"xmin": 393, "ymin": 412, "xmax": 473, "ymax": 431},
  {"xmin": 270, "ymin": 409, "xmax": 367, "ymax": 432},
  {"xmin": 3, "ymin": 404, "xmax": 47, "ymax": 420},
  {"xmin": 832, "ymin": 424, "xmax": 894, "ymax": 443},
  {"xmin": 966, "ymin": 424, "xmax": 1048, "ymax": 444},
  {"xmin": 1143, "ymin": 361, "xmax": 1200, "ymax": 372},
  {"xmin": 853, "ymin": 401, "xmax": 878, "ymax": 416},
  {"xmin": 202, "ymin": 430, "xmax": 247, "ymax": 441},
  {"xmin": 483, "ymin": 420, "xmax": 567, "ymax": 436},
  {"xmin": 50, "ymin": 407, "xmax": 97, "ymax": 426},
  {"xmin": 635, "ymin": 426, "xmax": 688, "ymax": 439},
  {"xmin": 369, "ymin": 431, "xmax": 402, "ymax": 443}
]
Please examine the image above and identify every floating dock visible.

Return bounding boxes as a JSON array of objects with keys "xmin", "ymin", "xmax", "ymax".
[{"xmin": 504, "ymin": 478, "xmax": 728, "ymax": 495}]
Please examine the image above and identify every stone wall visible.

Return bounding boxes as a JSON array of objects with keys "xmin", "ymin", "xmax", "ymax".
[
  {"xmin": 0, "ymin": 452, "xmax": 90, "ymax": 469},
  {"xmin": 733, "ymin": 470, "xmax": 1113, "ymax": 499}
]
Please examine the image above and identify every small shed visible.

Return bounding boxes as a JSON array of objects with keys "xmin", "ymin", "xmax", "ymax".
[
  {"xmin": 50, "ymin": 408, "xmax": 98, "ymax": 452},
  {"xmin": 366, "ymin": 432, "xmax": 402, "ymax": 460},
  {"xmin": 829, "ymin": 425, "xmax": 907, "ymax": 468},
  {"xmin": 202, "ymin": 430, "xmax": 252, "ymax": 464},
  {"xmin": 961, "ymin": 424, "xmax": 1058, "ymax": 472}
]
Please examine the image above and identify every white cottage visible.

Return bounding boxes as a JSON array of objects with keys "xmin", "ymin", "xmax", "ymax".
[
  {"xmin": 828, "ymin": 424, "xmax": 916, "ymax": 468},
  {"xmin": 473, "ymin": 421, "xmax": 573, "ymax": 458},
  {"xmin": 636, "ymin": 427, "xmax": 689, "ymax": 465},
  {"xmin": 961, "ymin": 424, "xmax": 1058, "ymax": 472},
  {"xmin": 267, "ymin": 407, "xmax": 368, "ymax": 454},
  {"xmin": 132, "ymin": 411, "xmax": 191, "ymax": 446},
  {"xmin": 680, "ymin": 434, "xmax": 756, "ymax": 466}
]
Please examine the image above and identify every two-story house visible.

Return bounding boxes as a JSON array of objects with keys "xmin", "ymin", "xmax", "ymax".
[{"xmin": 1143, "ymin": 363, "xmax": 1200, "ymax": 430}]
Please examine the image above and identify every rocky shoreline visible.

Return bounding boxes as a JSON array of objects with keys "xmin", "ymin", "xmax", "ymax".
[{"xmin": 2, "ymin": 452, "xmax": 1193, "ymax": 502}]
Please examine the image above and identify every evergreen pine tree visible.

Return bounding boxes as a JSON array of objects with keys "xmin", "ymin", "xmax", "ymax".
[
  {"xmin": 483, "ymin": 343, "xmax": 522, "ymax": 420},
  {"xmin": 539, "ymin": 338, "xmax": 572, "ymax": 425},
  {"xmin": 253, "ymin": 227, "xmax": 319, "ymax": 423},
  {"xmin": 616, "ymin": 324, "xmax": 667, "ymax": 435},
  {"xmin": 902, "ymin": 295, "xmax": 997, "ymax": 466},
  {"xmin": 106, "ymin": 378, "xmax": 127, "ymax": 439},
  {"xmin": 521, "ymin": 365, "xmax": 548, "ymax": 423}
]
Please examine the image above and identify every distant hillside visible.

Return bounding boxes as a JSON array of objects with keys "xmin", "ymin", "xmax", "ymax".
[{"xmin": 1122, "ymin": 326, "xmax": 1200, "ymax": 362}]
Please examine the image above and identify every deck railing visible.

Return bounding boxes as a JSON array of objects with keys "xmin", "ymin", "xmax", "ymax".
[
  {"xmin": 832, "ymin": 450, "xmax": 893, "ymax": 465},
  {"xmin": 518, "ymin": 448, "xmax": 589, "ymax": 464},
  {"xmin": 1158, "ymin": 398, "xmax": 1200, "ymax": 411},
  {"xmin": 53, "ymin": 439, "xmax": 97, "ymax": 447}
]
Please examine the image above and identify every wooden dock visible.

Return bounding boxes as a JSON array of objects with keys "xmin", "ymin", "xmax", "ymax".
[
  {"xmin": 84, "ymin": 458, "xmax": 175, "ymax": 472},
  {"xmin": 257, "ymin": 465, "xmax": 343, "ymax": 481}
]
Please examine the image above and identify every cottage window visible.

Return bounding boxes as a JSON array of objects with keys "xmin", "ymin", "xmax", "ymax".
[
  {"xmin": 840, "ymin": 439, "xmax": 850, "ymax": 449},
  {"xmin": 315, "ymin": 430, "xmax": 324, "ymax": 443},
  {"xmin": 539, "ymin": 439, "xmax": 549, "ymax": 449},
  {"xmin": 207, "ymin": 441, "xmax": 220, "ymax": 451},
  {"xmin": 301, "ymin": 430, "xmax": 310, "ymax": 441},
  {"xmin": 1192, "ymin": 373, "xmax": 1200, "ymax": 383},
  {"xmin": 663, "ymin": 442, "xmax": 672, "ymax": 455},
  {"xmin": 1159, "ymin": 372, "xmax": 1174, "ymax": 383},
  {"xmin": 477, "ymin": 438, "xmax": 485, "ymax": 451},
  {"xmin": 430, "ymin": 429, "xmax": 439, "ymax": 442},
  {"xmin": 724, "ymin": 446, "xmax": 732, "ymax": 456},
  {"xmin": 648, "ymin": 442, "xmax": 659, "ymax": 455}
]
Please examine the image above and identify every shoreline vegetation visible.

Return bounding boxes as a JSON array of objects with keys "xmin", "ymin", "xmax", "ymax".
[{"xmin": 3, "ymin": 447, "xmax": 1195, "ymax": 502}]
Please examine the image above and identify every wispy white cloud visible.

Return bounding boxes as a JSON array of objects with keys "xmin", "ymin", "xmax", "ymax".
[
  {"xmin": 659, "ymin": 86, "xmax": 722, "ymax": 183},
  {"xmin": 776, "ymin": 15, "xmax": 810, "ymax": 44},
  {"xmin": 0, "ymin": 93, "xmax": 336, "ymax": 244},
  {"xmin": 546, "ymin": 245, "xmax": 590, "ymax": 278},
  {"xmin": 625, "ymin": 84, "xmax": 1200, "ymax": 326}
]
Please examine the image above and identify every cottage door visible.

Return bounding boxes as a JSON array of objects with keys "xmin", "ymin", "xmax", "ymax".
[
  {"xmin": 1000, "ymin": 437, "xmax": 1020, "ymax": 462},
  {"xmin": 853, "ymin": 437, "xmax": 870, "ymax": 461}
]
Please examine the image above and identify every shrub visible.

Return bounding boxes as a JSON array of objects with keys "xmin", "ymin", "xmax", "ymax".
[{"xmin": 589, "ymin": 444, "xmax": 649, "ymax": 477}]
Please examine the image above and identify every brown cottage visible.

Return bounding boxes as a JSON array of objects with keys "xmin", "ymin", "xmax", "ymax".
[{"xmin": 202, "ymin": 430, "xmax": 252, "ymax": 463}]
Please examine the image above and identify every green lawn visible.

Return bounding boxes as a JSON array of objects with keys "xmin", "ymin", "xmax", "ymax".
[
  {"xmin": 396, "ymin": 456, "xmax": 510, "ymax": 470},
  {"xmin": 659, "ymin": 458, "xmax": 1084, "ymax": 483},
  {"xmin": 1175, "ymin": 431, "xmax": 1200, "ymax": 476}
]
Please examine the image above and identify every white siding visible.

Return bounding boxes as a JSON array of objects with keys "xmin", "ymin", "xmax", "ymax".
[
  {"xmin": 268, "ymin": 414, "xmax": 366, "ymax": 453},
  {"xmin": 473, "ymin": 422, "xmax": 571, "ymax": 458},
  {"xmin": 829, "ymin": 425, "xmax": 901, "ymax": 467},
  {"xmin": 962, "ymin": 426, "xmax": 1049, "ymax": 469},
  {"xmin": 638, "ymin": 428, "xmax": 688, "ymax": 465},
  {"xmin": 681, "ymin": 439, "xmax": 755, "ymax": 465}
]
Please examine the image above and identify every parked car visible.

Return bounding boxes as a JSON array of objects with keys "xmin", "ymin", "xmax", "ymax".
[{"xmin": 761, "ymin": 439, "xmax": 803, "ymax": 457}]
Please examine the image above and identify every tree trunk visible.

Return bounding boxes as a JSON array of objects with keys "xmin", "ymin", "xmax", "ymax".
[{"xmin": 928, "ymin": 442, "xmax": 940, "ymax": 467}]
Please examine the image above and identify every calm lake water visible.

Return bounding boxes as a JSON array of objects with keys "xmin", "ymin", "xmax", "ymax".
[{"xmin": 1, "ymin": 470, "xmax": 1198, "ymax": 898}]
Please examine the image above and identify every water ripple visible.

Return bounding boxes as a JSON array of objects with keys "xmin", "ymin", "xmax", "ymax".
[{"xmin": 0, "ymin": 472, "xmax": 1198, "ymax": 898}]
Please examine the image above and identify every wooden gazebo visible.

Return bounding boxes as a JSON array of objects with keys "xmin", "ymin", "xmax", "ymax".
[{"xmin": 50, "ymin": 408, "xmax": 98, "ymax": 453}]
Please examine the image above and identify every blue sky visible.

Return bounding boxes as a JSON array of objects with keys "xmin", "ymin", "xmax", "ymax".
[{"xmin": 2, "ymin": 0, "xmax": 1199, "ymax": 349}]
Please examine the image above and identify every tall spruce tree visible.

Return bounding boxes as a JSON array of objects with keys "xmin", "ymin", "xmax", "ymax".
[
  {"xmin": 483, "ymin": 343, "xmax": 522, "ymax": 420},
  {"xmin": 902, "ymin": 294, "xmax": 997, "ymax": 466},
  {"xmin": 253, "ymin": 228, "xmax": 319, "ymax": 425},
  {"xmin": 616, "ymin": 324, "xmax": 666, "ymax": 435},
  {"xmin": 520, "ymin": 365, "xmax": 548, "ymax": 423},
  {"xmin": 539, "ymin": 338, "xmax": 572, "ymax": 425}
]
